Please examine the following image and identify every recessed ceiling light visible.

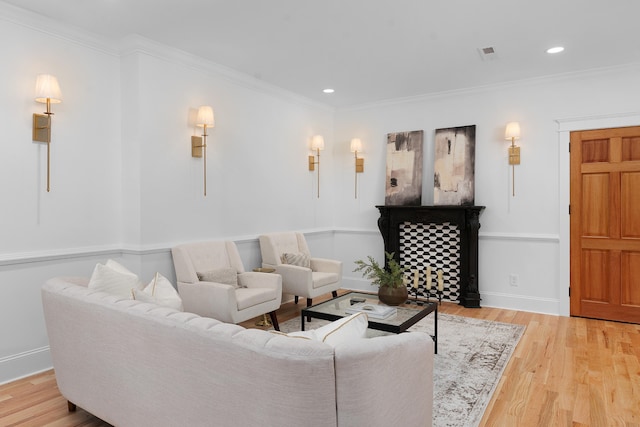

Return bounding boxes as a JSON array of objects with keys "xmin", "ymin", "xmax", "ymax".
[
  {"xmin": 323, "ymin": 88, "xmax": 335, "ymax": 94},
  {"xmin": 546, "ymin": 46, "xmax": 564, "ymax": 54}
]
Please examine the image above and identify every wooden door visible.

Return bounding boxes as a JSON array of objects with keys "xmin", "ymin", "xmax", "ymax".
[{"xmin": 570, "ymin": 126, "xmax": 640, "ymax": 323}]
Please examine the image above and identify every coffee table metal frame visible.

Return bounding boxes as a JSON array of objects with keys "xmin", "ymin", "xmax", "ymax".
[{"xmin": 301, "ymin": 291, "xmax": 437, "ymax": 353}]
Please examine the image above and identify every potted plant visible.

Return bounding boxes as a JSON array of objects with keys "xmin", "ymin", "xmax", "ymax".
[{"xmin": 353, "ymin": 251, "xmax": 408, "ymax": 305}]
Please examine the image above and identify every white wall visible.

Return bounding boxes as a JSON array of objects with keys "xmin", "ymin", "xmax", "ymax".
[
  {"xmin": 0, "ymin": 4, "xmax": 336, "ymax": 384},
  {"xmin": 333, "ymin": 64, "xmax": 640, "ymax": 314},
  {"xmin": 0, "ymin": 4, "xmax": 123, "ymax": 383},
  {"xmin": 123, "ymin": 37, "xmax": 336, "ymax": 247}
]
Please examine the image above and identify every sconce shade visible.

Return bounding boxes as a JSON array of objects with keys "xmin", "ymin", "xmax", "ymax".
[
  {"xmin": 196, "ymin": 106, "xmax": 215, "ymax": 127},
  {"xmin": 350, "ymin": 138, "xmax": 362, "ymax": 153},
  {"xmin": 311, "ymin": 135, "xmax": 325, "ymax": 151},
  {"xmin": 505, "ymin": 122, "xmax": 521, "ymax": 140},
  {"xmin": 34, "ymin": 74, "xmax": 62, "ymax": 103}
]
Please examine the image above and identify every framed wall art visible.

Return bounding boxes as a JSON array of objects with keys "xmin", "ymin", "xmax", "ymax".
[
  {"xmin": 433, "ymin": 125, "xmax": 476, "ymax": 206},
  {"xmin": 385, "ymin": 130, "xmax": 424, "ymax": 206}
]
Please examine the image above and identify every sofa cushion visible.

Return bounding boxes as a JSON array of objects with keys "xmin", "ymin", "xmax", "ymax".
[
  {"xmin": 287, "ymin": 312, "xmax": 368, "ymax": 347},
  {"xmin": 133, "ymin": 273, "xmax": 183, "ymax": 311},
  {"xmin": 282, "ymin": 252, "xmax": 311, "ymax": 268},
  {"xmin": 88, "ymin": 259, "xmax": 143, "ymax": 298},
  {"xmin": 197, "ymin": 268, "xmax": 239, "ymax": 288}
]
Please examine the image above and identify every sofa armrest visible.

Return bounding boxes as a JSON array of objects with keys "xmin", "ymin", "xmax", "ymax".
[
  {"xmin": 334, "ymin": 333, "xmax": 433, "ymax": 426},
  {"xmin": 310, "ymin": 258, "xmax": 342, "ymax": 275},
  {"xmin": 237, "ymin": 272, "xmax": 282, "ymax": 293},
  {"xmin": 177, "ymin": 281, "xmax": 236, "ymax": 322}
]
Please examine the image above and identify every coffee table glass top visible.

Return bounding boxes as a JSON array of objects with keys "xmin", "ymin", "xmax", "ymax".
[{"xmin": 303, "ymin": 292, "xmax": 435, "ymax": 329}]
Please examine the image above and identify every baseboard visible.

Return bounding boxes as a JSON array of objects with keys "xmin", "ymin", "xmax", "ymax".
[
  {"xmin": 341, "ymin": 277, "xmax": 378, "ymax": 294},
  {"xmin": 480, "ymin": 292, "xmax": 561, "ymax": 316},
  {"xmin": 0, "ymin": 346, "xmax": 52, "ymax": 386}
]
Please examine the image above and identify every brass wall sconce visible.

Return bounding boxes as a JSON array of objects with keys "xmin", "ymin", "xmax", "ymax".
[
  {"xmin": 504, "ymin": 121, "xmax": 521, "ymax": 196},
  {"xmin": 192, "ymin": 105, "xmax": 214, "ymax": 196},
  {"xmin": 308, "ymin": 135, "xmax": 324, "ymax": 198},
  {"xmin": 33, "ymin": 74, "xmax": 62, "ymax": 192},
  {"xmin": 350, "ymin": 138, "xmax": 364, "ymax": 198}
]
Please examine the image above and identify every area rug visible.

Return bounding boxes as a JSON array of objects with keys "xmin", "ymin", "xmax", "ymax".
[{"xmin": 276, "ymin": 313, "xmax": 525, "ymax": 427}]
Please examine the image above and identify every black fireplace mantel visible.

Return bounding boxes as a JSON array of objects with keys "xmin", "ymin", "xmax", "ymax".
[{"xmin": 376, "ymin": 205, "xmax": 485, "ymax": 308}]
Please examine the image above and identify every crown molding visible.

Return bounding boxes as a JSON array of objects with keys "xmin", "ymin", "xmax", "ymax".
[
  {"xmin": 119, "ymin": 34, "xmax": 334, "ymax": 113},
  {"xmin": 0, "ymin": 2, "xmax": 333, "ymax": 113},
  {"xmin": 340, "ymin": 61, "xmax": 640, "ymax": 112},
  {"xmin": 0, "ymin": 1, "xmax": 119, "ymax": 57}
]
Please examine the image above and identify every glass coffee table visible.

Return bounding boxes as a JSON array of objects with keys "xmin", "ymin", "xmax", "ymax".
[{"xmin": 301, "ymin": 292, "xmax": 437, "ymax": 353}]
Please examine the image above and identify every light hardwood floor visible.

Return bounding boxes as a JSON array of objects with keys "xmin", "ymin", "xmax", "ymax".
[{"xmin": 1, "ymin": 294, "xmax": 639, "ymax": 426}]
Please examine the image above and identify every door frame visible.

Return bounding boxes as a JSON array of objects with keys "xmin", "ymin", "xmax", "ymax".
[{"xmin": 556, "ymin": 112, "xmax": 640, "ymax": 316}]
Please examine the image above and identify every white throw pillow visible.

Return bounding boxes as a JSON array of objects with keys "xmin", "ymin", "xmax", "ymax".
[
  {"xmin": 281, "ymin": 252, "xmax": 311, "ymax": 268},
  {"xmin": 88, "ymin": 259, "xmax": 144, "ymax": 298},
  {"xmin": 133, "ymin": 272, "xmax": 183, "ymax": 311},
  {"xmin": 283, "ymin": 313, "xmax": 368, "ymax": 347}
]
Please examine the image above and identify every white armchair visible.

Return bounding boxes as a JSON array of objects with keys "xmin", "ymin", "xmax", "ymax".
[
  {"xmin": 172, "ymin": 241, "xmax": 282, "ymax": 330},
  {"xmin": 259, "ymin": 232, "xmax": 342, "ymax": 309}
]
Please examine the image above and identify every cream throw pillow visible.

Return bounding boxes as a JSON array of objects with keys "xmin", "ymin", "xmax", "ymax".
[
  {"xmin": 281, "ymin": 252, "xmax": 311, "ymax": 268},
  {"xmin": 132, "ymin": 272, "xmax": 183, "ymax": 311},
  {"xmin": 286, "ymin": 312, "xmax": 368, "ymax": 347},
  {"xmin": 88, "ymin": 259, "xmax": 144, "ymax": 298},
  {"xmin": 197, "ymin": 268, "xmax": 239, "ymax": 288}
]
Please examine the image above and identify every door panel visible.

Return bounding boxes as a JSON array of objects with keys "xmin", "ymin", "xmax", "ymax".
[
  {"xmin": 581, "ymin": 174, "xmax": 609, "ymax": 237},
  {"xmin": 570, "ymin": 126, "xmax": 640, "ymax": 323},
  {"xmin": 622, "ymin": 136, "xmax": 640, "ymax": 161},
  {"xmin": 621, "ymin": 172, "xmax": 640, "ymax": 238},
  {"xmin": 621, "ymin": 252, "xmax": 640, "ymax": 306},
  {"xmin": 581, "ymin": 249, "xmax": 609, "ymax": 302}
]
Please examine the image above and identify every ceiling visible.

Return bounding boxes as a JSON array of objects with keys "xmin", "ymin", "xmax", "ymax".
[{"xmin": 5, "ymin": 0, "xmax": 640, "ymax": 107}]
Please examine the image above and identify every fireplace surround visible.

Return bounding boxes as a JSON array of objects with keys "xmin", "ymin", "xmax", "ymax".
[{"xmin": 376, "ymin": 205, "xmax": 485, "ymax": 308}]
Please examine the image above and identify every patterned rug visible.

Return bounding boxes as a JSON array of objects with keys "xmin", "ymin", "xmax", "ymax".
[{"xmin": 276, "ymin": 312, "xmax": 525, "ymax": 427}]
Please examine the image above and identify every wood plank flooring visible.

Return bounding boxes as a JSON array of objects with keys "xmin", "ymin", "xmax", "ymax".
[{"xmin": 1, "ymin": 295, "xmax": 639, "ymax": 426}]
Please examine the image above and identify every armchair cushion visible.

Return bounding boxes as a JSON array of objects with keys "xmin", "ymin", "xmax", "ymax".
[
  {"xmin": 197, "ymin": 268, "xmax": 239, "ymax": 288},
  {"xmin": 282, "ymin": 252, "xmax": 311, "ymax": 268}
]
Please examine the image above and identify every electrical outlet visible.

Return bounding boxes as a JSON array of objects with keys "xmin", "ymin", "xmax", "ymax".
[{"xmin": 509, "ymin": 274, "xmax": 519, "ymax": 287}]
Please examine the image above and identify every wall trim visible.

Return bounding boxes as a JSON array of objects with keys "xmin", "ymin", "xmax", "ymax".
[
  {"xmin": 0, "ymin": 346, "xmax": 51, "ymax": 386},
  {"xmin": 556, "ymin": 112, "xmax": 640, "ymax": 132},
  {"xmin": 340, "ymin": 61, "xmax": 640, "ymax": 112},
  {"xmin": 0, "ymin": 246, "xmax": 123, "ymax": 266},
  {"xmin": 119, "ymin": 34, "xmax": 334, "ymax": 113},
  {"xmin": 0, "ymin": 346, "xmax": 49, "ymax": 364},
  {"xmin": 481, "ymin": 291, "xmax": 561, "ymax": 316},
  {"xmin": 555, "ymin": 113, "xmax": 640, "ymax": 317},
  {"xmin": 0, "ymin": 2, "xmax": 119, "ymax": 57},
  {"xmin": 478, "ymin": 232, "xmax": 559, "ymax": 243},
  {"xmin": 1, "ymin": 228, "xmax": 561, "ymax": 266}
]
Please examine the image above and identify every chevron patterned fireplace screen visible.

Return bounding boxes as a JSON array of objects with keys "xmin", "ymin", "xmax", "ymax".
[{"xmin": 400, "ymin": 221, "xmax": 461, "ymax": 302}]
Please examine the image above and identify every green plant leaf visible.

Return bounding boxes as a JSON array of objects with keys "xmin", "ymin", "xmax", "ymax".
[{"xmin": 353, "ymin": 251, "xmax": 407, "ymax": 288}]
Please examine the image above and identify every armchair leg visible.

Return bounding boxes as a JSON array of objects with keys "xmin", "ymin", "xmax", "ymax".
[
  {"xmin": 68, "ymin": 401, "xmax": 77, "ymax": 412},
  {"xmin": 295, "ymin": 296, "xmax": 299, "ymax": 304},
  {"xmin": 269, "ymin": 311, "xmax": 280, "ymax": 331},
  {"xmin": 306, "ymin": 298, "xmax": 313, "ymax": 322}
]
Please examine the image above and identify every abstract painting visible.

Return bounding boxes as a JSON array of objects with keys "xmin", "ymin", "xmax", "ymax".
[
  {"xmin": 434, "ymin": 125, "xmax": 476, "ymax": 205},
  {"xmin": 385, "ymin": 130, "xmax": 424, "ymax": 206}
]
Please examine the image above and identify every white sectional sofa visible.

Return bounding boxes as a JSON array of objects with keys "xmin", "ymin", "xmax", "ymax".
[{"xmin": 42, "ymin": 277, "xmax": 434, "ymax": 427}]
